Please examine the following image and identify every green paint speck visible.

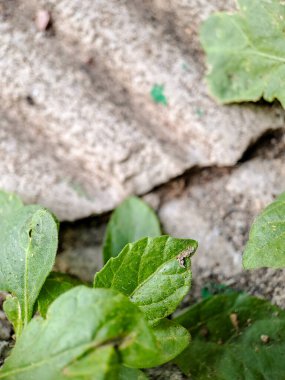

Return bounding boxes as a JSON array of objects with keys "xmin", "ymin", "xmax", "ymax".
[
  {"xmin": 182, "ymin": 62, "xmax": 190, "ymax": 71},
  {"xmin": 151, "ymin": 84, "xmax": 168, "ymax": 106},
  {"xmin": 195, "ymin": 107, "xmax": 205, "ymax": 118}
]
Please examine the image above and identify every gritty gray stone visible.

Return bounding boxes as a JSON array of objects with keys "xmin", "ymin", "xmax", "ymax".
[
  {"xmin": 0, "ymin": 0, "xmax": 284, "ymax": 220},
  {"xmin": 56, "ymin": 146, "xmax": 285, "ymax": 287},
  {"xmin": 55, "ymin": 219, "xmax": 106, "ymax": 282}
]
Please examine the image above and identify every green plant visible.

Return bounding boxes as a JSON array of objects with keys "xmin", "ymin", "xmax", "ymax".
[
  {"xmin": 200, "ymin": 0, "xmax": 285, "ymax": 107},
  {"xmin": 103, "ymin": 196, "xmax": 161, "ymax": 263},
  {"xmin": 0, "ymin": 192, "xmax": 197, "ymax": 379},
  {"xmin": 0, "ymin": 191, "xmax": 58, "ymax": 336},
  {"xmin": 1, "ymin": 191, "xmax": 285, "ymax": 380},
  {"xmin": 174, "ymin": 293, "xmax": 285, "ymax": 379}
]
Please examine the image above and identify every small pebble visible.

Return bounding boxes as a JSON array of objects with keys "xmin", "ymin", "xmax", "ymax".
[{"xmin": 35, "ymin": 10, "xmax": 51, "ymax": 31}]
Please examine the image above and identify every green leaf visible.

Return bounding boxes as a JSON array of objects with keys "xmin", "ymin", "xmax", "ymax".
[
  {"xmin": 118, "ymin": 367, "xmax": 148, "ymax": 380},
  {"xmin": 243, "ymin": 192, "xmax": 285, "ymax": 269},
  {"xmin": 200, "ymin": 0, "xmax": 285, "ymax": 107},
  {"xmin": 59, "ymin": 346, "xmax": 119, "ymax": 380},
  {"xmin": 95, "ymin": 236, "xmax": 198, "ymax": 325},
  {"xmin": 150, "ymin": 319, "xmax": 190, "ymax": 365},
  {"xmin": 174, "ymin": 293, "xmax": 285, "ymax": 379},
  {"xmin": 0, "ymin": 195, "xmax": 58, "ymax": 327},
  {"xmin": 37, "ymin": 272, "xmax": 83, "ymax": 317},
  {"xmin": 3, "ymin": 296, "xmax": 22, "ymax": 337},
  {"xmin": 103, "ymin": 196, "xmax": 161, "ymax": 263},
  {"xmin": 0, "ymin": 286, "xmax": 184, "ymax": 379}
]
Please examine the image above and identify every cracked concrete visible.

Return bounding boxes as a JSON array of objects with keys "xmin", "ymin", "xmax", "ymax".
[
  {"xmin": 1, "ymin": 0, "xmax": 284, "ymax": 220},
  {"xmin": 54, "ymin": 131, "xmax": 285, "ymax": 282}
]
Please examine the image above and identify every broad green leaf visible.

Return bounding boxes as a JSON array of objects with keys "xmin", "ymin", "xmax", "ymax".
[
  {"xmin": 243, "ymin": 192, "xmax": 285, "ymax": 269},
  {"xmin": 103, "ymin": 196, "xmax": 161, "ymax": 263},
  {"xmin": 61, "ymin": 356, "xmax": 149, "ymax": 380},
  {"xmin": 95, "ymin": 236, "xmax": 198, "ymax": 325},
  {"xmin": 200, "ymin": 0, "xmax": 285, "ymax": 107},
  {"xmin": 59, "ymin": 346, "xmax": 119, "ymax": 380},
  {"xmin": 174, "ymin": 293, "xmax": 285, "ymax": 379},
  {"xmin": 37, "ymin": 272, "xmax": 83, "ymax": 317},
  {"xmin": 122, "ymin": 318, "xmax": 190, "ymax": 369},
  {"xmin": 3, "ymin": 296, "xmax": 22, "ymax": 337},
  {"xmin": 0, "ymin": 286, "xmax": 183, "ymax": 379},
  {"xmin": 0, "ymin": 203, "xmax": 58, "ymax": 327}
]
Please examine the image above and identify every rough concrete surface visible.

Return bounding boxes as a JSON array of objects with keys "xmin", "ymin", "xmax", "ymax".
[
  {"xmin": 55, "ymin": 138, "xmax": 285, "ymax": 282},
  {"xmin": 49, "ymin": 131, "xmax": 285, "ymax": 277},
  {"xmin": 0, "ymin": 0, "xmax": 284, "ymax": 220}
]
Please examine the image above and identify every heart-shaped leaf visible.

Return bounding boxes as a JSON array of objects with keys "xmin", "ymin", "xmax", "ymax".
[
  {"xmin": 0, "ymin": 191, "xmax": 58, "ymax": 330},
  {"xmin": 174, "ymin": 293, "xmax": 285, "ymax": 379},
  {"xmin": 103, "ymin": 197, "xmax": 161, "ymax": 263},
  {"xmin": 94, "ymin": 236, "xmax": 198, "ymax": 325},
  {"xmin": 243, "ymin": 192, "xmax": 285, "ymax": 269}
]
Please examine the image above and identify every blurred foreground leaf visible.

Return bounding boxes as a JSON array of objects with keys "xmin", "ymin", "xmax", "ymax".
[{"xmin": 174, "ymin": 293, "xmax": 285, "ymax": 379}]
